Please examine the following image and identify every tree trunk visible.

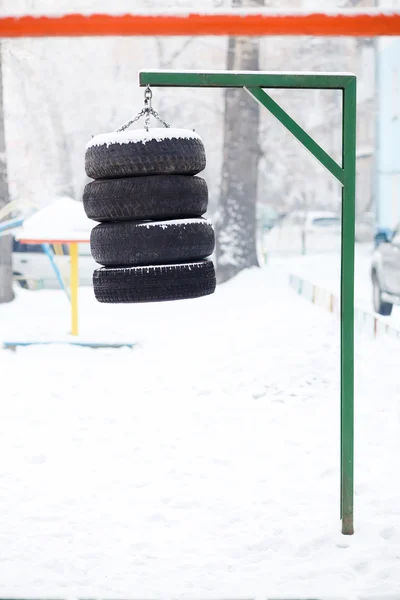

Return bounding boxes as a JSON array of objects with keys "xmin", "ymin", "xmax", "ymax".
[
  {"xmin": 0, "ymin": 43, "xmax": 14, "ymax": 303},
  {"xmin": 216, "ymin": 0, "xmax": 263, "ymax": 283},
  {"xmin": 47, "ymin": 101, "xmax": 75, "ymax": 199}
]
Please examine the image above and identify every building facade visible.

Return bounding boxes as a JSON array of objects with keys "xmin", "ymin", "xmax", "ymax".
[{"xmin": 376, "ymin": 37, "xmax": 400, "ymax": 229}]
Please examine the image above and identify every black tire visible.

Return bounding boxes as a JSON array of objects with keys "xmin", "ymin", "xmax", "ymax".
[
  {"xmin": 85, "ymin": 129, "xmax": 206, "ymax": 179},
  {"xmin": 372, "ymin": 274, "xmax": 393, "ymax": 316},
  {"xmin": 91, "ymin": 218, "xmax": 215, "ymax": 267},
  {"xmin": 83, "ymin": 175, "xmax": 208, "ymax": 222},
  {"xmin": 93, "ymin": 260, "xmax": 216, "ymax": 303}
]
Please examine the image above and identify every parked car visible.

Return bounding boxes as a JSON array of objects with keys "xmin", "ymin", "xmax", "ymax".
[
  {"xmin": 263, "ymin": 210, "xmax": 341, "ymax": 255},
  {"xmin": 13, "ymin": 238, "xmax": 97, "ymax": 289},
  {"xmin": 371, "ymin": 227, "xmax": 400, "ymax": 316}
]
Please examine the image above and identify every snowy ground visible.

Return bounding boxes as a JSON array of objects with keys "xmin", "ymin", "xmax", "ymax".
[{"xmin": 0, "ymin": 265, "xmax": 400, "ymax": 597}]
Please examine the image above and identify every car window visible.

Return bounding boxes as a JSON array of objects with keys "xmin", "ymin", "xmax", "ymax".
[
  {"xmin": 27, "ymin": 244, "xmax": 45, "ymax": 253},
  {"xmin": 12, "ymin": 240, "xmax": 43, "ymax": 253},
  {"xmin": 311, "ymin": 217, "xmax": 341, "ymax": 227},
  {"xmin": 13, "ymin": 240, "xmax": 47, "ymax": 254},
  {"xmin": 13, "ymin": 239, "xmax": 24, "ymax": 252}
]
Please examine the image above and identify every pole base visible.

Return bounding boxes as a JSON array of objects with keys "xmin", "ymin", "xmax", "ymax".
[{"xmin": 342, "ymin": 516, "xmax": 354, "ymax": 535}]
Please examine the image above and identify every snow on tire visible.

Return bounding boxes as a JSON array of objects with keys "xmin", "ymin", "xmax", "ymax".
[
  {"xmin": 83, "ymin": 175, "xmax": 208, "ymax": 222},
  {"xmin": 85, "ymin": 128, "xmax": 206, "ymax": 179},
  {"xmin": 93, "ymin": 260, "xmax": 216, "ymax": 303},
  {"xmin": 91, "ymin": 218, "xmax": 215, "ymax": 267}
]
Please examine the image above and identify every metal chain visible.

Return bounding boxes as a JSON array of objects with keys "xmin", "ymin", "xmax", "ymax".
[
  {"xmin": 117, "ymin": 85, "xmax": 170, "ymax": 132},
  {"xmin": 144, "ymin": 86, "xmax": 152, "ymax": 132},
  {"xmin": 148, "ymin": 106, "xmax": 170, "ymax": 129},
  {"xmin": 116, "ymin": 107, "xmax": 147, "ymax": 132}
]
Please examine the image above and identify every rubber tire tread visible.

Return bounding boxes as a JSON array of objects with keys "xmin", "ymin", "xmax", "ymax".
[
  {"xmin": 93, "ymin": 260, "xmax": 216, "ymax": 303},
  {"xmin": 85, "ymin": 135, "xmax": 206, "ymax": 179},
  {"xmin": 91, "ymin": 219, "xmax": 215, "ymax": 267},
  {"xmin": 83, "ymin": 175, "xmax": 208, "ymax": 222}
]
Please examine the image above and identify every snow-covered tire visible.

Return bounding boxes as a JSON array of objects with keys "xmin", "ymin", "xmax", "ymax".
[
  {"xmin": 83, "ymin": 175, "xmax": 208, "ymax": 222},
  {"xmin": 93, "ymin": 260, "xmax": 216, "ymax": 303},
  {"xmin": 91, "ymin": 218, "xmax": 215, "ymax": 267},
  {"xmin": 85, "ymin": 128, "xmax": 206, "ymax": 179}
]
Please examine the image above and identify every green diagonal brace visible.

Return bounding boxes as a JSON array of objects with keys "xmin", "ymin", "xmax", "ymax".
[{"xmin": 245, "ymin": 87, "xmax": 344, "ymax": 184}]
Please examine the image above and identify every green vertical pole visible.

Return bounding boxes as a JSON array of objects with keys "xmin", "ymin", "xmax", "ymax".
[{"xmin": 340, "ymin": 77, "xmax": 356, "ymax": 535}]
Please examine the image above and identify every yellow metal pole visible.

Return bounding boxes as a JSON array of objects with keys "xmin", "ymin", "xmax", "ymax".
[{"xmin": 70, "ymin": 242, "xmax": 79, "ymax": 336}]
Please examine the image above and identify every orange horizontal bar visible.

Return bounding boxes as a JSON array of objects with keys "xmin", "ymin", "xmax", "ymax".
[
  {"xmin": 1, "ymin": 12, "xmax": 400, "ymax": 38},
  {"xmin": 20, "ymin": 238, "xmax": 89, "ymax": 244}
]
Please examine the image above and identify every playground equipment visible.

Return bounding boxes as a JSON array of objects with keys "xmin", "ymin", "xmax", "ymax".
[
  {"xmin": 139, "ymin": 69, "xmax": 356, "ymax": 536},
  {"xmin": 17, "ymin": 198, "xmax": 93, "ymax": 336},
  {"xmin": 1, "ymin": 8, "xmax": 400, "ymax": 38},
  {"xmin": 18, "ymin": 235, "xmax": 86, "ymax": 336},
  {"xmin": 0, "ymin": 216, "xmax": 24, "ymax": 237},
  {"xmin": 83, "ymin": 100, "xmax": 216, "ymax": 303},
  {"xmin": 0, "ymin": 199, "xmax": 39, "ymax": 238},
  {"xmin": 2, "ymin": 5, "xmax": 399, "ymax": 537},
  {"xmin": 0, "ymin": 208, "xmax": 70, "ymax": 294}
]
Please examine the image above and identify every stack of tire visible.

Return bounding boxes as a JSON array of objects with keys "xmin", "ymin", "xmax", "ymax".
[{"xmin": 83, "ymin": 128, "xmax": 216, "ymax": 303}]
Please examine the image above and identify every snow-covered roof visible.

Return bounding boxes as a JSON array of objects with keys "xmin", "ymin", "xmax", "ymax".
[{"xmin": 17, "ymin": 197, "xmax": 93, "ymax": 243}]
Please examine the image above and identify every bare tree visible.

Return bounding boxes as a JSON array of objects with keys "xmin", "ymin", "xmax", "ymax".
[
  {"xmin": 216, "ymin": 0, "xmax": 264, "ymax": 283},
  {"xmin": 0, "ymin": 43, "xmax": 14, "ymax": 303}
]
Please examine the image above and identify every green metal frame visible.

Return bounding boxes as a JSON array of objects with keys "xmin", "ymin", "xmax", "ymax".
[{"xmin": 140, "ymin": 70, "xmax": 356, "ymax": 536}]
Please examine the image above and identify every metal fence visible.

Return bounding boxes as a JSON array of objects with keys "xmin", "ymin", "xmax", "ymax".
[{"xmin": 289, "ymin": 273, "xmax": 400, "ymax": 342}]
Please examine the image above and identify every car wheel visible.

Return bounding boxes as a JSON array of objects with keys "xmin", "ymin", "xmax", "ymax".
[
  {"xmin": 13, "ymin": 272, "xmax": 29, "ymax": 289},
  {"xmin": 372, "ymin": 275, "xmax": 393, "ymax": 316}
]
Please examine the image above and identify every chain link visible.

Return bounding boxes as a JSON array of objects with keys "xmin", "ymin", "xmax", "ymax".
[
  {"xmin": 149, "ymin": 107, "xmax": 170, "ymax": 129},
  {"xmin": 117, "ymin": 85, "xmax": 170, "ymax": 133},
  {"xmin": 116, "ymin": 108, "xmax": 147, "ymax": 132},
  {"xmin": 144, "ymin": 86, "xmax": 151, "ymax": 131}
]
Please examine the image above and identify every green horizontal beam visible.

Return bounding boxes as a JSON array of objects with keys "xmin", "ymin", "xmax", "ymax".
[
  {"xmin": 139, "ymin": 70, "xmax": 355, "ymax": 90},
  {"xmin": 246, "ymin": 87, "xmax": 344, "ymax": 184}
]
